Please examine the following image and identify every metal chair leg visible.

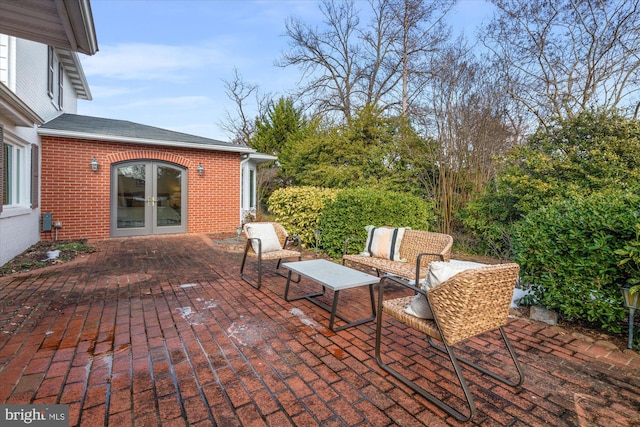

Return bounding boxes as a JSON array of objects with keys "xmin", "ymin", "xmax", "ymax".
[
  {"xmin": 374, "ymin": 282, "xmax": 524, "ymax": 422},
  {"xmin": 240, "ymin": 240, "xmax": 261, "ymax": 289},
  {"xmin": 426, "ymin": 327, "xmax": 524, "ymax": 387},
  {"xmin": 375, "ymin": 307, "xmax": 475, "ymax": 421},
  {"xmin": 240, "ymin": 241, "xmax": 302, "ymax": 290},
  {"xmin": 276, "ymin": 258, "xmax": 301, "ymax": 282}
]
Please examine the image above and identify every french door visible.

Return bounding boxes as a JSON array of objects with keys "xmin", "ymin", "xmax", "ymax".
[{"xmin": 111, "ymin": 161, "xmax": 187, "ymax": 237}]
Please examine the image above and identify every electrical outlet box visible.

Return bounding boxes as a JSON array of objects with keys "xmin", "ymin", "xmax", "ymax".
[{"xmin": 42, "ymin": 212, "xmax": 52, "ymax": 231}]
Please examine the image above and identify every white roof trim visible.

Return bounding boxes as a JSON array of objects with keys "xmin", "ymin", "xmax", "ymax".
[
  {"xmin": 249, "ymin": 153, "xmax": 277, "ymax": 163},
  {"xmin": 57, "ymin": 49, "xmax": 92, "ymax": 100},
  {"xmin": 0, "ymin": 0, "xmax": 98, "ymax": 55},
  {"xmin": 37, "ymin": 127, "xmax": 255, "ymax": 153}
]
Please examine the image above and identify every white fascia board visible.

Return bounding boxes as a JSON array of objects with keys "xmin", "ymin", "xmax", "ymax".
[
  {"xmin": 249, "ymin": 153, "xmax": 277, "ymax": 163},
  {"xmin": 37, "ymin": 128, "xmax": 255, "ymax": 153},
  {"xmin": 54, "ymin": 0, "xmax": 99, "ymax": 55}
]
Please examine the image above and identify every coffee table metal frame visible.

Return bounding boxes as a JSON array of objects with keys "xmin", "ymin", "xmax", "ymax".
[{"xmin": 282, "ymin": 259, "xmax": 380, "ymax": 331}]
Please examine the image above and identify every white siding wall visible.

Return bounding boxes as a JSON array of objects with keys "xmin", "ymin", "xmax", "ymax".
[
  {"xmin": 62, "ymin": 71, "xmax": 77, "ymax": 114},
  {"xmin": 0, "ymin": 118, "xmax": 40, "ymax": 266},
  {"xmin": 240, "ymin": 160, "xmax": 259, "ymax": 223},
  {"xmin": 15, "ymin": 39, "xmax": 56, "ymax": 121},
  {"xmin": 0, "ymin": 37, "xmax": 69, "ymax": 265},
  {"xmin": 0, "ymin": 204, "xmax": 40, "ymax": 266},
  {"xmin": 0, "ymin": 35, "xmax": 83, "ymax": 265},
  {"xmin": 0, "ymin": 35, "xmax": 9, "ymax": 87},
  {"xmin": 13, "ymin": 38, "xmax": 80, "ymax": 122}
]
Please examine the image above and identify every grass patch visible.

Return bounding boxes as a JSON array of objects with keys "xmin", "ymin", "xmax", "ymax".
[{"xmin": 54, "ymin": 242, "xmax": 94, "ymax": 252}]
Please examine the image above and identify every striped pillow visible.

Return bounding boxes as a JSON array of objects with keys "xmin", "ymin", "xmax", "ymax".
[{"xmin": 362, "ymin": 226, "xmax": 407, "ymax": 262}]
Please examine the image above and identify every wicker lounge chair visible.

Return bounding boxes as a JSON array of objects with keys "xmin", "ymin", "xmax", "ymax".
[
  {"xmin": 240, "ymin": 222, "xmax": 302, "ymax": 289},
  {"xmin": 375, "ymin": 263, "xmax": 524, "ymax": 422},
  {"xmin": 342, "ymin": 229, "xmax": 453, "ymax": 285}
]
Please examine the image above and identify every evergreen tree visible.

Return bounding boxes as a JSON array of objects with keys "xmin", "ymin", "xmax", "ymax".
[{"xmin": 249, "ymin": 97, "xmax": 308, "ymax": 197}]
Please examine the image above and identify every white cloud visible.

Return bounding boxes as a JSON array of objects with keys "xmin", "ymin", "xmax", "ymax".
[
  {"xmin": 119, "ymin": 95, "xmax": 213, "ymax": 110},
  {"xmin": 86, "ymin": 85, "xmax": 143, "ymax": 99},
  {"xmin": 82, "ymin": 43, "xmax": 226, "ymax": 81}
]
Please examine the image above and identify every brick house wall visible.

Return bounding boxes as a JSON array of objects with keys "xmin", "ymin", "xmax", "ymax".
[{"xmin": 40, "ymin": 135, "xmax": 240, "ymax": 241}]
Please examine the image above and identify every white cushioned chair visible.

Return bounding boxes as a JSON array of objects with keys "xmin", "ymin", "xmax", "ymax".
[{"xmin": 239, "ymin": 222, "xmax": 302, "ymax": 289}]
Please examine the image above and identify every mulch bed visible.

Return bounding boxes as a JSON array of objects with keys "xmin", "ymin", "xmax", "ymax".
[{"xmin": 0, "ymin": 239, "xmax": 94, "ymax": 276}]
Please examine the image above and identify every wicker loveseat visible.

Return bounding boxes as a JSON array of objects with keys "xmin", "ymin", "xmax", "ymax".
[{"xmin": 342, "ymin": 228, "xmax": 453, "ymax": 285}]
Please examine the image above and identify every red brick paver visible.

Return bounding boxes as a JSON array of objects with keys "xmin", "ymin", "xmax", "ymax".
[{"xmin": 1, "ymin": 234, "xmax": 639, "ymax": 426}]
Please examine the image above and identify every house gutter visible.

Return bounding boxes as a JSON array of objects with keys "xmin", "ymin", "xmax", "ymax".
[
  {"xmin": 239, "ymin": 153, "xmax": 250, "ymax": 224},
  {"xmin": 37, "ymin": 128, "xmax": 255, "ymax": 154}
]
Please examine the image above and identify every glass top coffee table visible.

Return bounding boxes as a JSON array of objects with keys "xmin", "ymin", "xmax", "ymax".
[{"xmin": 281, "ymin": 259, "xmax": 380, "ymax": 331}]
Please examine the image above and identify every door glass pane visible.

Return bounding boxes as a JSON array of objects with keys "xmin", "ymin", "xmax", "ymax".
[
  {"xmin": 117, "ymin": 164, "xmax": 146, "ymax": 228},
  {"xmin": 156, "ymin": 165, "xmax": 181, "ymax": 227}
]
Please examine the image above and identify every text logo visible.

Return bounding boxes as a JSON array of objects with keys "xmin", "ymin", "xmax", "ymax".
[{"xmin": 0, "ymin": 405, "xmax": 68, "ymax": 426}]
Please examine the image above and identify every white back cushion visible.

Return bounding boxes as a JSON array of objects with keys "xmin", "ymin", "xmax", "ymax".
[
  {"xmin": 423, "ymin": 260, "xmax": 487, "ymax": 291},
  {"xmin": 245, "ymin": 223, "xmax": 282, "ymax": 253},
  {"xmin": 405, "ymin": 260, "xmax": 487, "ymax": 319}
]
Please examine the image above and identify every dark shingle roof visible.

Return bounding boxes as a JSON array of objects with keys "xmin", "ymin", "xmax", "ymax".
[{"xmin": 39, "ymin": 113, "xmax": 249, "ymax": 151}]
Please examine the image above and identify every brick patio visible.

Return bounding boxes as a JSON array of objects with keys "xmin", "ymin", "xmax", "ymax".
[{"xmin": 0, "ymin": 234, "xmax": 638, "ymax": 426}]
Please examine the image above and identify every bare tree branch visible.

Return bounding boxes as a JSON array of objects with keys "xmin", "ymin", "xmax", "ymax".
[
  {"xmin": 483, "ymin": 0, "xmax": 640, "ymax": 125},
  {"xmin": 278, "ymin": 0, "xmax": 453, "ymax": 122},
  {"xmin": 218, "ymin": 68, "xmax": 270, "ymax": 145},
  {"xmin": 278, "ymin": 0, "xmax": 363, "ymax": 121}
]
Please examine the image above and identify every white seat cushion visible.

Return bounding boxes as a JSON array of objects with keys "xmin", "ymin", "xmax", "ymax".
[{"xmin": 404, "ymin": 293, "xmax": 434, "ymax": 319}]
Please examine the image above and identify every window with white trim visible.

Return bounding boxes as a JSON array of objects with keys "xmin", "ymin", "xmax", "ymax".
[{"xmin": 2, "ymin": 141, "xmax": 29, "ymax": 207}]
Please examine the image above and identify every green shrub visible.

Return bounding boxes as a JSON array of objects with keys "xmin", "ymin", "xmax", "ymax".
[
  {"xmin": 462, "ymin": 110, "xmax": 640, "ymax": 258},
  {"xmin": 319, "ymin": 187, "xmax": 435, "ymax": 258},
  {"xmin": 615, "ymin": 222, "xmax": 640, "ymax": 293},
  {"xmin": 266, "ymin": 186, "xmax": 339, "ymax": 246},
  {"xmin": 459, "ymin": 185, "xmax": 518, "ymax": 258},
  {"xmin": 513, "ymin": 190, "xmax": 640, "ymax": 333}
]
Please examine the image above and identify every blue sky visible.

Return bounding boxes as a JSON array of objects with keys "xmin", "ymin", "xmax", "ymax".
[{"xmin": 78, "ymin": 0, "xmax": 492, "ymax": 141}]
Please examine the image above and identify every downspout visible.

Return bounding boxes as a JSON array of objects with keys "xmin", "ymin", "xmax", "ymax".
[{"xmin": 239, "ymin": 153, "xmax": 250, "ymax": 225}]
